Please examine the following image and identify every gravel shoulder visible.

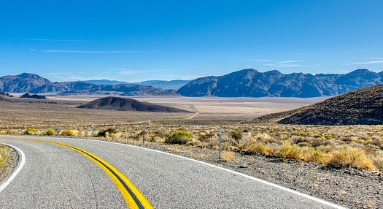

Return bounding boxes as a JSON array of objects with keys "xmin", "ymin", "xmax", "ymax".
[
  {"xmin": 0, "ymin": 145, "xmax": 19, "ymax": 185},
  {"xmin": 116, "ymin": 139, "xmax": 382, "ymax": 209}
]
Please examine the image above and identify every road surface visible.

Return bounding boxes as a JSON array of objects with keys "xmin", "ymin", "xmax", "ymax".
[{"xmin": 0, "ymin": 135, "xmax": 345, "ymax": 208}]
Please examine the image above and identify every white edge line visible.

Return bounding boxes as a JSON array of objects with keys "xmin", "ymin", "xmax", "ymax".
[
  {"xmin": 0, "ymin": 143, "xmax": 26, "ymax": 193},
  {"xmin": 88, "ymin": 138, "xmax": 347, "ymax": 209}
]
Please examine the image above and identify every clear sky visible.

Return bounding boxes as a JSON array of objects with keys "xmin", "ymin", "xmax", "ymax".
[{"xmin": 1, "ymin": 0, "xmax": 383, "ymax": 82}]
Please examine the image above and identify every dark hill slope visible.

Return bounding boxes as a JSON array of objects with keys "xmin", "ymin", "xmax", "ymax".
[
  {"xmin": 78, "ymin": 97, "xmax": 189, "ymax": 112},
  {"xmin": 254, "ymin": 84, "xmax": 383, "ymax": 125}
]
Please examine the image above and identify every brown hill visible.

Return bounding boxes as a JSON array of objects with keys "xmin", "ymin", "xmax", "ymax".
[
  {"xmin": 78, "ymin": 97, "xmax": 190, "ymax": 113},
  {"xmin": 254, "ymin": 84, "xmax": 383, "ymax": 125}
]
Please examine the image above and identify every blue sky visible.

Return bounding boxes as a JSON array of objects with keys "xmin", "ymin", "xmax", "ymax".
[{"xmin": 1, "ymin": 0, "xmax": 383, "ymax": 82}]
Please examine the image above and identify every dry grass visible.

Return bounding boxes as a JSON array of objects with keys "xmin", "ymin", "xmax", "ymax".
[
  {"xmin": 221, "ymin": 151, "xmax": 235, "ymax": 162},
  {"xmin": 0, "ymin": 144, "xmax": 10, "ymax": 170},
  {"xmin": 329, "ymin": 147, "xmax": 376, "ymax": 171}
]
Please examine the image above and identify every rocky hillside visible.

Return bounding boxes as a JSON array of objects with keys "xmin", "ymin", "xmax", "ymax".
[
  {"xmin": 178, "ymin": 69, "xmax": 383, "ymax": 98},
  {"xmin": 254, "ymin": 84, "xmax": 383, "ymax": 125},
  {"xmin": 0, "ymin": 73, "xmax": 177, "ymax": 96},
  {"xmin": 78, "ymin": 97, "xmax": 189, "ymax": 112}
]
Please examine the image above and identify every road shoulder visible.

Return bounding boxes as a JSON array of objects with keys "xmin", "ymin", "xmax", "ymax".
[{"xmin": 0, "ymin": 144, "xmax": 19, "ymax": 185}]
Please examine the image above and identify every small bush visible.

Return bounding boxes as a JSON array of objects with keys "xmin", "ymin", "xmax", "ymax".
[
  {"xmin": 276, "ymin": 142, "xmax": 302, "ymax": 160},
  {"xmin": 301, "ymin": 147, "xmax": 329, "ymax": 164},
  {"xmin": 62, "ymin": 129, "xmax": 79, "ymax": 136},
  {"xmin": 166, "ymin": 130, "xmax": 193, "ymax": 144},
  {"xmin": 230, "ymin": 131, "xmax": 243, "ymax": 141},
  {"xmin": 98, "ymin": 128, "xmax": 117, "ymax": 137},
  {"xmin": 221, "ymin": 151, "xmax": 235, "ymax": 162},
  {"xmin": 44, "ymin": 129, "xmax": 56, "ymax": 136},
  {"xmin": 329, "ymin": 147, "xmax": 376, "ymax": 171},
  {"xmin": 198, "ymin": 131, "xmax": 215, "ymax": 142},
  {"xmin": 371, "ymin": 152, "xmax": 383, "ymax": 172},
  {"xmin": 245, "ymin": 143, "xmax": 273, "ymax": 155},
  {"xmin": 25, "ymin": 127, "xmax": 39, "ymax": 135}
]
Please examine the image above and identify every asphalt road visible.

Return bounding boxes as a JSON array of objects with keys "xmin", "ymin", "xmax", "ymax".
[{"xmin": 0, "ymin": 135, "xmax": 345, "ymax": 208}]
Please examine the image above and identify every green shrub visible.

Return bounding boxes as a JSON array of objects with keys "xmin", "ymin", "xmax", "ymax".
[
  {"xmin": 276, "ymin": 144, "xmax": 302, "ymax": 160},
  {"xmin": 246, "ymin": 143, "xmax": 272, "ymax": 155},
  {"xmin": 98, "ymin": 128, "xmax": 117, "ymax": 137},
  {"xmin": 198, "ymin": 131, "xmax": 215, "ymax": 142},
  {"xmin": 0, "ymin": 144, "xmax": 10, "ymax": 168},
  {"xmin": 166, "ymin": 130, "xmax": 193, "ymax": 144},
  {"xmin": 301, "ymin": 147, "xmax": 329, "ymax": 164},
  {"xmin": 25, "ymin": 127, "xmax": 39, "ymax": 135},
  {"xmin": 230, "ymin": 131, "xmax": 242, "ymax": 141},
  {"xmin": 44, "ymin": 129, "xmax": 56, "ymax": 136}
]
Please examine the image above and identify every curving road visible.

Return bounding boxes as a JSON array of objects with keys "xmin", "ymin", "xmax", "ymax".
[{"xmin": 0, "ymin": 135, "xmax": 345, "ymax": 208}]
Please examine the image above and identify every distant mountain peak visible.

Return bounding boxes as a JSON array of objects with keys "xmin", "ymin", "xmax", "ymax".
[
  {"xmin": 347, "ymin": 69, "xmax": 374, "ymax": 75},
  {"xmin": 17, "ymin": 73, "xmax": 44, "ymax": 79}
]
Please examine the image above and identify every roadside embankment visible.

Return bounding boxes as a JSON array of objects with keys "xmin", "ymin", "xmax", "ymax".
[{"xmin": 0, "ymin": 144, "xmax": 19, "ymax": 184}]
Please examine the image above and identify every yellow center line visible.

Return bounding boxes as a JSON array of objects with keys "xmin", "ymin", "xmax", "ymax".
[{"xmin": 1, "ymin": 137, "xmax": 153, "ymax": 209}]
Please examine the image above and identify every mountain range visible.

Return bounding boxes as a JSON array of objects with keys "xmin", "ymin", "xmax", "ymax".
[
  {"xmin": 0, "ymin": 73, "xmax": 176, "ymax": 96},
  {"xmin": 177, "ymin": 69, "xmax": 383, "ymax": 98}
]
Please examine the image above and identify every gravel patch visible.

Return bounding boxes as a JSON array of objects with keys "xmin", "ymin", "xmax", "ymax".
[
  {"xmin": 120, "ymin": 140, "xmax": 383, "ymax": 209},
  {"xmin": 0, "ymin": 146, "xmax": 19, "ymax": 185}
]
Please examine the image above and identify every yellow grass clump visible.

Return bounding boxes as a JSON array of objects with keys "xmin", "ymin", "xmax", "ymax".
[
  {"xmin": 25, "ymin": 127, "xmax": 39, "ymax": 135},
  {"xmin": 329, "ymin": 147, "xmax": 376, "ymax": 171},
  {"xmin": 0, "ymin": 144, "xmax": 10, "ymax": 169},
  {"xmin": 44, "ymin": 129, "xmax": 56, "ymax": 136},
  {"xmin": 276, "ymin": 141, "xmax": 302, "ymax": 160},
  {"xmin": 62, "ymin": 129, "xmax": 79, "ymax": 136},
  {"xmin": 243, "ymin": 142, "xmax": 273, "ymax": 155},
  {"xmin": 221, "ymin": 151, "xmax": 235, "ymax": 162}
]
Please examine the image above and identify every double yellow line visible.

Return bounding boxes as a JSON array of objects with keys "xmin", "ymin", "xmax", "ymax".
[{"xmin": 10, "ymin": 137, "xmax": 153, "ymax": 209}]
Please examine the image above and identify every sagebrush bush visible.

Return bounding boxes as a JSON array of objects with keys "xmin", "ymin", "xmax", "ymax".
[
  {"xmin": 329, "ymin": 147, "xmax": 376, "ymax": 171},
  {"xmin": 98, "ymin": 128, "xmax": 117, "ymax": 137},
  {"xmin": 221, "ymin": 151, "xmax": 235, "ymax": 162},
  {"xmin": 165, "ymin": 130, "xmax": 193, "ymax": 144},
  {"xmin": 62, "ymin": 129, "xmax": 78, "ymax": 136},
  {"xmin": 300, "ymin": 147, "xmax": 329, "ymax": 164},
  {"xmin": 244, "ymin": 143, "xmax": 273, "ymax": 155},
  {"xmin": 44, "ymin": 129, "xmax": 56, "ymax": 136},
  {"xmin": 371, "ymin": 152, "xmax": 383, "ymax": 172},
  {"xmin": 276, "ymin": 141, "xmax": 302, "ymax": 160},
  {"xmin": 230, "ymin": 131, "xmax": 242, "ymax": 141},
  {"xmin": 25, "ymin": 127, "xmax": 39, "ymax": 135},
  {"xmin": 198, "ymin": 131, "xmax": 215, "ymax": 142}
]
